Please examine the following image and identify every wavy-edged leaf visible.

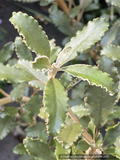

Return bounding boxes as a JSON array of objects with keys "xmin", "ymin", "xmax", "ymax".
[
  {"xmin": 10, "ymin": 82, "xmax": 28, "ymax": 101},
  {"xmin": 28, "ymin": 80, "xmax": 45, "ymax": 90},
  {"xmin": 56, "ymin": 18, "xmax": 109, "ymax": 66},
  {"xmin": 55, "ymin": 140, "xmax": 71, "ymax": 160},
  {"xmin": 104, "ymin": 147, "xmax": 120, "ymax": 159},
  {"xmin": 62, "ymin": 64, "xmax": 114, "ymax": 93},
  {"xmin": 0, "ymin": 63, "xmax": 35, "ymax": 83},
  {"xmin": 106, "ymin": 0, "xmax": 120, "ymax": 8},
  {"xmin": 19, "ymin": 154, "xmax": 35, "ymax": 160},
  {"xmin": 10, "ymin": 12, "xmax": 50, "ymax": 58},
  {"xmin": 16, "ymin": 60, "xmax": 48, "ymax": 84},
  {"xmin": 13, "ymin": 143, "xmax": 28, "ymax": 155},
  {"xmin": 15, "ymin": 37, "xmax": 33, "ymax": 61},
  {"xmin": 40, "ymin": 0, "xmax": 54, "ymax": 6},
  {"xmin": 38, "ymin": 106, "xmax": 48, "ymax": 121},
  {"xmin": 0, "ymin": 42, "xmax": 14, "ymax": 63},
  {"xmin": 49, "ymin": 39, "xmax": 61, "ymax": 64},
  {"xmin": 25, "ymin": 122, "xmax": 47, "ymax": 142},
  {"xmin": 101, "ymin": 20, "xmax": 120, "ymax": 48},
  {"xmin": 3, "ymin": 107, "xmax": 18, "ymax": 117},
  {"xmin": 23, "ymin": 138, "xmax": 56, "ymax": 160},
  {"xmin": 59, "ymin": 72, "xmax": 73, "ymax": 90},
  {"xmin": 103, "ymin": 122, "xmax": 120, "ymax": 146},
  {"xmin": 21, "ymin": 111, "xmax": 33, "ymax": 123},
  {"xmin": 56, "ymin": 124, "xmax": 83, "ymax": 149},
  {"xmin": 49, "ymin": 5, "xmax": 73, "ymax": 37},
  {"xmin": 31, "ymin": 56, "xmax": 51, "ymax": 70},
  {"xmin": 101, "ymin": 45, "xmax": 120, "ymax": 61},
  {"xmin": 43, "ymin": 77, "xmax": 68, "ymax": 135},
  {"xmin": 0, "ymin": 115, "xmax": 14, "ymax": 139},
  {"xmin": 97, "ymin": 55, "xmax": 119, "ymax": 98},
  {"xmin": 23, "ymin": 95, "xmax": 42, "ymax": 116},
  {"xmin": 85, "ymin": 86, "xmax": 115, "ymax": 128}
]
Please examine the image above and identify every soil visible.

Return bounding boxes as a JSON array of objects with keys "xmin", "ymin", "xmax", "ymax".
[{"xmin": 0, "ymin": 0, "xmax": 65, "ymax": 159}]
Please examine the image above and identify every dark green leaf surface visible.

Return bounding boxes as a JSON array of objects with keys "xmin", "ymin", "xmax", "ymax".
[
  {"xmin": 43, "ymin": 78, "xmax": 68, "ymax": 135},
  {"xmin": 15, "ymin": 36, "xmax": 33, "ymax": 61},
  {"xmin": 23, "ymin": 138, "xmax": 56, "ymax": 160},
  {"xmin": 19, "ymin": 154, "xmax": 35, "ymax": 160},
  {"xmin": 104, "ymin": 147, "xmax": 120, "ymax": 159},
  {"xmin": 63, "ymin": 64, "xmax": 114, "ymax": 93},
  {"xmin": 0, "ymin": 42, "xmax": 14, "ymax": 63},
  {"xmin": 10, "ymin": 12, "xmax": 50, "ymax": 58},
  {"xmin": 13, "ymin": 143, "xmax": 28, "ymax": 155}
]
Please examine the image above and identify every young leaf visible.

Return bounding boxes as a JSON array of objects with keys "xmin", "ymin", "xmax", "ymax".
[
  {"xmin": 19, "ymin": 154, "xmax": 35, "ymax": 160},
  {"xmin": 104, "ymin": 147, "xmax": 120, "ymax": 159},
  {"xmin": 85, "ymin": 86, "xmax": 115, "ymax": 128},
  {"xmin": 13, "ymin": 143, "xmax": 28, "ymax": 155},
  {"xmin": 49, "ymin": 5, "xmax": 74, "ymax": 36},
  {"xmin": 10, "ymin": 82, "xmax": 28, "ymax": 101},
  {"xmin": 15, "ymin": 37, "xmax": 33, "ymax": 61},
  {"xmin": 10, "ymin": 12, "xmax": 50, "ymax": 58},
  {"xmin": 101, "ymin": 20, "xmax": 120, "ymax": 48},
  {"xmin": 31, "ymin": 56, "xmax": 51, "ymax": 71},
  {"xmin": 103, "ymin": 122, "xmax": 120, "ymax": 146},
  {"xmin": 55, "ymin": 140, "xmax": 71, "ymax": 160},
  {"xmin": 56, "ymin": 18, "xmax": 109, "ymax": 66},
  {"xmin": 101, "ymin": 45, "xmax": 120, "ymax": 61},
  {"xmin": 0, "ymin": 42, "xmax": 14, "ymax": 63},
  {"xmin": 62, "ymin": 64, "xmax": 114, "ymax": 93},
  {"xmin": 43, "ymin": 77, "xmax": 68, "ymax": 135},
  {"xmin": 56, "ymin": 123, "xmax": 83, "ymax": 149},
  {"xmin": 23, "ymin": 138, "xmax": 56, "ymax": 160},
  {"xmin": 25, "ymin": 122, "xmax": 47, "ymax": 142},
  {"xmin": 106, "ymin": 0, "xmax": 120, "ymax": 8},
  {"xmin": 0, "ymin": 115, "xmax": 14, "ymax": 139},
  {"xmin": 0, "ymin": 63, "xmax": 35, "ymax": 83},
  {"xmin": 97, "ymin": 55, "xmax": 119, "ymax": 97},
  {"xmin": 16, "ymin": 60, "xmax": 48, "ymax": 84},
  {"xmin": 23, "ymin": 95, "xmax": 43, "ymax": 116}
]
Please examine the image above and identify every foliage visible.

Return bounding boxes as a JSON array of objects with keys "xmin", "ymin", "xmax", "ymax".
[{"xmin": 1, "ymin": 0, "xmax": 120, "ymax": 159}]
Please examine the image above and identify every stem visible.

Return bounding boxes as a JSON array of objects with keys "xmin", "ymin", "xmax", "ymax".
[
  {"xmin": 0, "ymin": 88, "xmax": 9, "ymax": 97},
  {"xmin": 110, "ymin": 5, "xmax": 114, "ymax": 21},
  {"xmin": 95, "ymin": 128, "xmax": 99, "ymax": 142},
  {"xmin": 57, "ymin": 0, "xmax": 69, "ymax": 17},
  {"xmin": 77, "ymin": 8, "xmax": 84, "ymax": 22},
  {"xmin": 31, "ymin": 87, "xmax": 38, "ymax": 97},
  {"xmin": 68, "ymin": 107, "xmax": 93, "ymax": 145}
]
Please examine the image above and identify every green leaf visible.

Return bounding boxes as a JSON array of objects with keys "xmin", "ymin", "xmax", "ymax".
[
  {"xmin": 76, "ymin": 139, "xmax": 89, "ymax": 151},
  {"xmin": 38, "ymin": 106, "xmax": 48, "ymax": 121},
  {"xmin": 71, "ymin": 105, "xmax": 88, "ymax": 118},
  {"xmin": 62, "ymin": 64, "xmax": 114, "ymax": 93},
  {"xmin": 56, "ymin": 124, "xmax": 83, "ymax": 149},
  {"xmin": 15, "ymin": 37, "xmax": 33, "ymax": 61},
  {"xmin": 10, "ymin": 82, "xmax": 28, "ymax": 101},
  {"xmin": 31, "ymin": 56, "xmax": 51, "ymax": 70},
  {"xmin": 19, "ymin": 155, "xmax": 35, "ymax": 160},
  {"xmin": 100, "ymin": 45, "xmax": 120, "ymax": 61},
  {"xmin": 40, "ymin": 0, "xmax": 54, "ymax": 6},
  {"xmin": 21, "ymin": 111, "xmax": 33, "ymax": 123},
  {"xmin": 85, "ymin": 86, "xmax": 115, "ymax": 128},
  {"xmin": 49, "ymin": 5, "xmax": 74, "ymax": 36},
  {"xmin": 59, "ymin": 72, "xmax": 73, "ymax": 90},
  {"xmin": 43, "ymin": 78, "xmax": 68, "ymax": 135},
  {"xmin": 0, "ymin": 63, "xmax": 35, "ymax": 83},
  {"xmin": 16, "ymin": 60, "xmax": 48, "ymax": 84},
  {"xmin": 103, "ymin": 122, "xmax": 120, "ymax": 146},
  {"xmin": 101, "ymin": 20, "xmax": 120, "ymax": 48},
  {"xmin": 55, "ymin": 140, "xmax": 71, "ymax": 160},
  {"xmin": 23, "ymin": 95, "xmax": 43, "ymax": 116},
  {"xmin": 13, "ymin": 143, "xmax": 28, "ymax": 155},
  {"xmin": 49, "ymin": 39, "xmax": 61, "ymax": 64},
  {"xmin": 23, "ymin": 138, "xmax": 56, "ymax": 160},
  {"xmin": 14, "ymin": 0, "xmax": 39, "ymax": 2},
  {"xmin": 104, "ymin": 147, "xmax": 120, "ymax": 159},
  {"xmin": 85, "ymin": 3, "xmax": 99, "ymax": 11},
  {"xmin": 97, "ymin": 55, "xmax": 119, "ymax": 98},
  {"xmin": 106, "ymin": 0, "xmax": 120, "ymax": 8},
  {"xmin": 10, "ymin": 12, "xmax": 50, "ymax": 58},
  {"xmin": 0, "ymin": 115, "xmax": 14, "ymax": 139},
  {"xmin": 69, "ymin": 6, "xmax": 80, "ymax": 18},
  {"xmin": 25, "ymin": 122, "xmax": 47, "ymax": 142},
  {"xmin": 3, "ymin": 107, "xmax": 18, "ymax": 117},
  {"xmin": 56, "ymin": 18, "xmax": 109, "ymax": 66},
  {"xmin": 28, "ymin": 80, "xmax": 45, "ymax": 90},
  {"xmin": 0, "ymin": 42, "xmax": 14, "ymax": 63},
  {"xmin": 80, "ymin": 0, "xmax": 92, "ymax": 10}
]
